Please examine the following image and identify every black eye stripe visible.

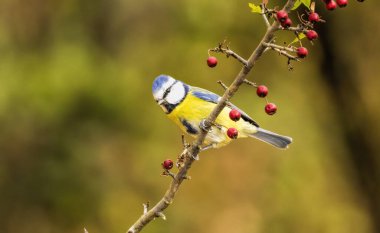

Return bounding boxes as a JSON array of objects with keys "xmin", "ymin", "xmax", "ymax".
[{"xmin": 163, "ymin": 81, "xmax": 177, "ymax": 99}]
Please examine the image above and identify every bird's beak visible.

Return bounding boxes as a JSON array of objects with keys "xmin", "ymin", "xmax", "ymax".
[{"xmin": 158, "ymin": 99, "xmax": 165, "ymax": 105}]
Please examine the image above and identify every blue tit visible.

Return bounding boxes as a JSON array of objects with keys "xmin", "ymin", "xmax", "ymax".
[{"xmin": 152, "ymin": 74, "xmax": 292, "ymax": 149}]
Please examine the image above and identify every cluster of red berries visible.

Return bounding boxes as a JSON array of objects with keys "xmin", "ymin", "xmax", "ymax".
[
  {"xmin": 226, "ymin": 85, "xmax": 277, "ymax": 139},
  {"xmin": 276, "ymin": 10, "xmax": 310, "ymax": 58},
  {"xmin": 256, "ymin": 85, "xmax": 277, "ymax": 115},
  {"xmin": 227, "ymin": 109, "xmax": 240, "ymax": 139},
  {"xmin": 276, "ymin": 10, "xmax": 291, "ymax": 28},
  {"xmin": 324, "ymin": 0, "xmax": 348, "ymax": 10}
]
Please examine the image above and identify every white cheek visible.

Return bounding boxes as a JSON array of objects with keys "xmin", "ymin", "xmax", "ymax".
[{"xmin": 166, "ymin": 83, "xmax": 185, "ymax": 104}]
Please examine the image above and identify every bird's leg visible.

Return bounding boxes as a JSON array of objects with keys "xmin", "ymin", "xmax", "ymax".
[{"xmin": 200, "ymin": 143, "xmax": 217, "ymax": 151}]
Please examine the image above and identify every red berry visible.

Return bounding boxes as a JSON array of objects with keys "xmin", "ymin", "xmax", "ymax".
[
  {"xmin": 265, "ymin": 103, "xmax": 277, "ymax": 115},
  {"xmin": 227, "ymin": 128, "xmax": 238, "ymax": 139},
  {"xmin": 281, "ymin": 17, "xmax": 292, "ymax": 28},
  {"xmin": 229, "ymin": 109, "xmax": 241, "ymax": 122},
  {"xmin": 207, "ymin": 56, "xmax": 218, "ymax": 68},
  {"xmin": 336, "ymin": 0, "xmax": 348, "ymax": 7},
  {"xmin": 306, "ymin": 30, "xmax": 318, "ymax": 41},
  {"xmin": 297, "ymin": 47, "xmax": 308, "ymax": 58},
  {"xmin": 308, "ymin": 12, "xmax": 320, "ymax": 23},
  {"xmin": 276, "ymin": 10, "xmax": 288, "ymax": 23},
  {"xmin": 326, "ymin": 0, "xmax": 337, "ymax": 10},
  {"xmin": 162, "ymin": 159, "xmax": 173, "ymax": 170},
  {"xmin": 256, "ymin": 85, "xmax": 269, "ymax": 98}
]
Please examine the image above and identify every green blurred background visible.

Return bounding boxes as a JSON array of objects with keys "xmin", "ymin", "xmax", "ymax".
[{"xmin": 1, "ymin": 0, "xmax": 379, "ymax": 233}]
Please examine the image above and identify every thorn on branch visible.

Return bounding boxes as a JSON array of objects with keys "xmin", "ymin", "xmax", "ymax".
[
  {"xmin": 217, "ymin": 80, "xmax": 228, "ymax": 90},
  {"xmin": 143, "ymin": 202, "xmax": 150, "ymax": 215},
  {"xmin": 243, "ymin": 79, "xmax": 258, "ymax": 88},
  {"xmin": 156, "ymin": 212, "xmax": 166, "ymax": 220}
]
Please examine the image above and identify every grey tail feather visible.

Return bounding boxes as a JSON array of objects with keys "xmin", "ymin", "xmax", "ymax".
[{"xmin": 250, "ymin": 128, "xmax": 293, "ymax": 149}]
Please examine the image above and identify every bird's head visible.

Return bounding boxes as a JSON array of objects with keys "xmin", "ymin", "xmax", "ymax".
[{"xmin": 152, "ymin": 75, "xmax": 189, "ymax": 113}]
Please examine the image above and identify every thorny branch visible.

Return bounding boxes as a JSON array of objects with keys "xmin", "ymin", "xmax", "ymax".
[
  {"xmin": 209, "ymin": 42, "xmax": 248, "ymax": 67},
  {"xmin": 263, "ymin": 42, "xmax": 300, "ymax": 61},
  {"xmin": 126, "ymin": 1, "xmax": 297, "ymax": 233}
]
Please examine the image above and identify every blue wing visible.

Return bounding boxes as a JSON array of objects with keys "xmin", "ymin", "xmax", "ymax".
[
  {"xmin": 191, "ymin": 87, "xmax": 220, "ymax": 103},
  {"xmin": 191, "ymin": 87, "xmax": 259, "ymax": 127}
]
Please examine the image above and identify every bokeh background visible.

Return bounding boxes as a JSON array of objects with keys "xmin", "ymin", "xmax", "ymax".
[{"xmin": 0, "ymin": 0, "xmax": 379, "ymax": 233}]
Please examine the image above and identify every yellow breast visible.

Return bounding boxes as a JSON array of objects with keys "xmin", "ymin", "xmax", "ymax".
[{"xmin": 166, "ymin": 92, "xmax": 257, "ymax": 147}]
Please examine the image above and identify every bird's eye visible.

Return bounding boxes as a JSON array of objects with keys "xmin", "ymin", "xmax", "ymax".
[
  {"xmin": 163, "ymin": 88, "xmax": 171, "ymax": 99},
  {"xmin": 163, "ymin": 81, "xmax": 176, "ymax": 99}
]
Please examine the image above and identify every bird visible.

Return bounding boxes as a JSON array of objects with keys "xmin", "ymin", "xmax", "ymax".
[{"xmin": 152, "ymin": 74, "xmax": 292, "ymax": 150}]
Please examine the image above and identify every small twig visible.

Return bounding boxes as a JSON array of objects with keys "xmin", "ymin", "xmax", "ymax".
[
  {"xmin": 263, "ymin": 42, "xmax": 300, "ymax": 60},
  {"xmin": 273, "ymin": 48, "xmax": 300, "ymax": 61},
  {"xmin": 261, "ymin": 4, "xmax": 271, "ymax": 28},
  {"xmin": 284, "ymin": 26, "xmax": 308, "ymax": 34},
  {"xmin": 243, "ymin": 79, "xmax": 258, "ymax": 88},
  {"xmin": 162, "ymin": 170, "xmax": 176, "ymax": 180},
  {"xmin": 217, "ymin": 80, "xmax": 228, "ymax": 90},
  {"xmin": 263, "ymin": 42, "xmax": 296, "ymax": 53},
  {"xmin": 143, "ymin": 202, "xmax": 149, "ymax": 215},
  {"xmin": 209, "ymin": 43, "xmax": 248, "ymax": 67},
  {"xmin": 217, "ymin": 81, "xmax": 239, "ymax": 109}
]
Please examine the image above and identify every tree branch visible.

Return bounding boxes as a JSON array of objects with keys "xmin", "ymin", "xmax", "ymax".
[
  {"xmin": 263, "ymin": 42, "xmax": 300, "ymax": 61},
  {"xmin": 126, "ymin": 1, "xmax": 297, "ymax": 232}
]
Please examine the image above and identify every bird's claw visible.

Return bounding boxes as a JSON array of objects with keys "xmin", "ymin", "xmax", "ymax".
[
  {"xmin": 200, "ymin": 119, "xmax": 223, "ymax": 132},
  {"xmin": 199, "ymin": 119, "xmax": 212, "ymax": 132}
]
